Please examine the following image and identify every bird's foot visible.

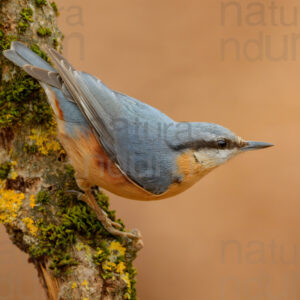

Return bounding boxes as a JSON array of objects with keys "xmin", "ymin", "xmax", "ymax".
[
  {"xmin": 67, "ymin": 189, "xmax": 124, "ymax": 229},
  {"xmin": 66, "ymin": 190, "xmax": 143, "ymax": 248}
]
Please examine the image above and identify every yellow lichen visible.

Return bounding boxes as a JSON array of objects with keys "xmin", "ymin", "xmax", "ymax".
[
  {"xmin": 0, "ymin": 183, "xmax": 24, "ymax": 224},
  {"xmin": 29, "ymin": 194, "xmax": 36, "ymax": 208},
  {"xmin": 29, "ymin": 128, "xmax": 62, "ymax": 155},
  {"xmin": 22, "ymin": 217, "xmax": 38, "ymax": 236},
  {"xmin": 122, "ymin": 272, "xmax": 132, "ymax": 299},
  {"xmin": 71, "ymin": 282, "xmax": 77, "ymax": 289},
  {"xmin": 8, "ymin": 161, "xmax": 19, "ymax": 180},
  {"xmin": 116, "ymin": 262, "xmax": 126, "ymax": 275},
  {"xmin": 108, "ymin": 241, "xmax": 126, "ymax": 256},
  {"xmin": 49, "ymin": 116, "xmax": 57, "ymax": 127},
  {"xmin": 81, "ymin": 280, "xmax": 88, "ymax": 288},
  {"xmin": 10, "ymin": 161, "xmax": 17, "ymax": 166},
  {"xmin": 10, "ymin": 171, "xmax": 18, "ymax": 180},
  {"xmin": 76, "ymin": 242, "xmax": 90, "ymax": 252},
  {"xmin": 102, "ymin": 261, "xmax": 117, "ymax": 272}
]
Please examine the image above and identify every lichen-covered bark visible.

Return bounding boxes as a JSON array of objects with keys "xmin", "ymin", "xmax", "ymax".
[{"xmin": 0, "ymin": 1, "xmax": 140, "ymax": 299}]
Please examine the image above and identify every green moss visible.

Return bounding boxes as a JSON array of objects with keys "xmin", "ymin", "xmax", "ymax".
[
  {"xmin": 24, "ymin": 161, "xmax": 137, "ymax": 283},
  {"xmin": 29, "ymin": 220, "xmax": 77, "ymax": 276},
  {"xmin": 50, "ymin": 2, "xmax": 59, "ymax": 16},
  {"xmin": 0, "ymin": 31, "xmax": 16, "ymax": 52},
  {"xmin": 96, "ymin": 192, "xmax": 123, "ymax": 227},
  {"xmin": 49, "ymin": 254, "xmax": 78, "ymax": 275},
  {"xmin": 0, "ymin": 30, "xmax": 53, "ymax": 129},
  {"xmin": 20, "ymin": 8, "xmax": 34, "ymax": 22},
  {"xmin": 36, "ymin": 190, "xmax": 50, "ymax": 204},
  {"xmin": 59, "ymin": 194, "xmax": 115, "ymax": 240},
  {"xmin": 30, "ymin": 43, "xmax": 49, "ymax": 62},
  {"xmin": 37, "ymin": 26, "xmax": 52, "ymax": 37},
  {"xmin": 0, "ymin": 162, "xmax": 11, "ymax": 180},
  {"xmin": 53, "ymin": 38, "xmax": 58, "ymax": 49},
  {"xmin": 24, "ymin": 143, "xmax": 39, "ymax": 154},
  {"xmin": 35, "ymin": 0, "xmax": 47, "ymax": 7},
  {"xmin": 93, "ymin": 242, "xmax": 110, "ymax": 266},
  {"xmin": 64, "ymin": 164, "xmax": 75, "ymax": 177},
  {"xmin": 17, "ymin": 22, "xmax": 29, "ymax": 33},
  {"xmin": 127, "ymin": 263, "xmax": 137, "ymax": 300},
  {"xmin": 18, "ymin": 8, "xmax": 33, "ymax": 33},
  {"xmin": 0, "ymin": 71, "xmax": 53, "ymax": 128},
  {"xmin": 30, "ymin": 189, "xmax": 119, "ymax": 276},
  {"xmin": 29, "ymin": 168, "xmax": 121, "ymax": 277}
]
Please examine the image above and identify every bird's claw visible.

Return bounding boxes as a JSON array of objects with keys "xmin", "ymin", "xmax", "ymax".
[
  {"xmin": 129, "ymin": 229, "xmax": 144, "ymax": 250},
  {"xmin": 110, "ymin": 220, "xmax": 123, "ymax": 229},
  {"xmin": 66, "ymin": 189, "xmax": 143, "ymax": 249}
]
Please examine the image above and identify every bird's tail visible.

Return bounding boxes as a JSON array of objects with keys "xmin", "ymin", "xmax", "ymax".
[
  {"xmin": 3, "ymin": 41, "xmax": 86, "ymax": 124},
  {"xmin": 3, "ymin": 41, "xmax": 54, "ymax": 71},
  {"xmin": 3, "ymin": 41, "xmax": 62, "ymax": 89}
]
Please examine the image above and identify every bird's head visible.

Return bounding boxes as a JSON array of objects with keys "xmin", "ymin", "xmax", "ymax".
[{"xmin": 175, "ymin": 122, "xmax": 273, "ymax": 171}]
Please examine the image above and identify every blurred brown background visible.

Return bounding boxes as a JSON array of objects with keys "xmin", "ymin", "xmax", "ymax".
[{"xmin": 1, "ymin": 0, "xmax": 300, "ymax": 299}]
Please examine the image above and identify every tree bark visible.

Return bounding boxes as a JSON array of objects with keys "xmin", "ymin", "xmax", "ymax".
[{"xmin": 0, "ymin": 1, "xmax": 141, "ymax": 299}]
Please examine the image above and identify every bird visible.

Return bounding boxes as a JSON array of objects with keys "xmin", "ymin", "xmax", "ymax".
[{"xmin": 3, "ymin": 41, "xmax": 273, "ymax": 240}]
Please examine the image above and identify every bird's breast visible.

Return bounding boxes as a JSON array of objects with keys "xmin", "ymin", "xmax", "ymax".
[{"xmin": 162, "ymin": 150, "xmax": 214, "ymax": 197}]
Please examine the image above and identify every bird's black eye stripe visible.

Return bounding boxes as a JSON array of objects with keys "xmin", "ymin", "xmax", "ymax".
[
  {"xmin": 170, "ymin": 138, "xmax": 236, "ymax": 151},
  {"xmin": 217, "ymin": 139, "xmax": 227, "ymax": 149}
]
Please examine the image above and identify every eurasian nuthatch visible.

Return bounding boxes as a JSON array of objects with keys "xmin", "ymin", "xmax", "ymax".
[{"xmin": 3, "ymin": 42, "xmax": 273, "ymax": 240}]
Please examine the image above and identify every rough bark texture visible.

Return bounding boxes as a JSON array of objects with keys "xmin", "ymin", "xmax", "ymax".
[{"xmin": 0, "ymin": 1, "xmax": 141, "ymax": 299}]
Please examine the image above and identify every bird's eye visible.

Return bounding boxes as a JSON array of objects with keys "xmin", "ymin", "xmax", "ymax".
[{"xmin": 217, "ymin": 140, "xmax": 227, "ymax": 149}]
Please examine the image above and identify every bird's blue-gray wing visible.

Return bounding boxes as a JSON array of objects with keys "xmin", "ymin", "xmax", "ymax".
[
  {"xmin": 46, "ymin": 48, "xmax": 178, "ymax": 194},
  {"xmin": 79, "ymin": 73, "xmax": 181, "ymax": 194}
]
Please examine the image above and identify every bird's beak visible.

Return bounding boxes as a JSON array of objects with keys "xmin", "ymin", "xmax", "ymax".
[{"xmin": 241, "ymin": 141, "xmax": 274, "ymax": 151}]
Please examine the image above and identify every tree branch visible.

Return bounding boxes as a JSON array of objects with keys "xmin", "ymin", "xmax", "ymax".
[{"xmin": 0, "ymin": 1, "xmax": 141, "ymax": 299}]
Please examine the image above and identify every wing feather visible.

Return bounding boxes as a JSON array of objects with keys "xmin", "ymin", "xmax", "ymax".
[
  {"xmin": 23, "ymin": 65, "xmax": 61, "ymax": 88},
  {"xmin": 46, "ymin": 47, "xmax": 177, "ymax": 194},
  {"xmin": 46, "ymin": 47, "xmax": 117, "ymax": 162}
]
